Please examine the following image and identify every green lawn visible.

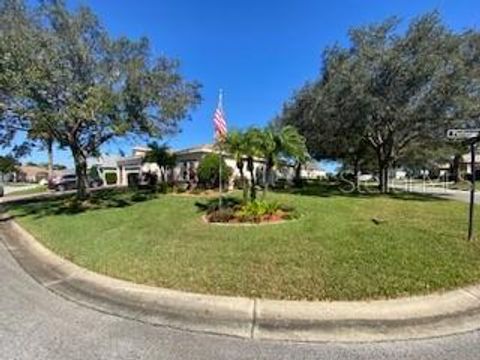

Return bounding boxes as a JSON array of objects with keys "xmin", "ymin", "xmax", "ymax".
[{"xmin": 6, "ymin": 186, "xmax": 480, "ymax": 301}]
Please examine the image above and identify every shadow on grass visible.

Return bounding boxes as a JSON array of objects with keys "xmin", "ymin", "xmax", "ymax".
[
  {"xmin": 272, "ymin": 182, "xmax": 447, "ymax": 202},
  {"xmin": 5, "ymin": 183, "xmax": 446, "ymax": 222},
  {"xmin": 194, "ymin": 197, "xmax": 241, "ymax": 213},
  {"xmin": 4, "ymin": 188, "xmax": 161, "ymax": 220}
]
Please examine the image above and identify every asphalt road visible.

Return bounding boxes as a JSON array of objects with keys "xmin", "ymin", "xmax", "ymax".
[
  {"xmin": 391, "ymin": 182, "xmax": 480, "ymax": 203},
  {"xmin": 2, "ymin": 238, "xmax": 480, "ymax": 359}
]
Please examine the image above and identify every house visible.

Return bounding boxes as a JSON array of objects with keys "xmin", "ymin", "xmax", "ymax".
[
  {"xmin": 459, "ymin": 151, "xmax": 480, "ymax": 175},
  {"xmin": 89, "ymin": 144, "xmax": 326, "ymax": 187},
  {"xmin": 301, "ymin": 161, "xmax": 327, "ymax": 180},
  {"xmin": 16, "ymin": 165, "xmax": 68, "ymax": 183},
  {"xmin": 17, "ymin": 166, "xmax": 47, "ymax": 183},
  {"xmin": 437, "ymin": 151, "xmax": 480, "ymax": 178}
]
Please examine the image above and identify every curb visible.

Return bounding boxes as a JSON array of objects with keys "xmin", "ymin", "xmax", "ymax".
[{"xmin": 2, "ymin": 215, "xmax": 480, "ymax": 343}]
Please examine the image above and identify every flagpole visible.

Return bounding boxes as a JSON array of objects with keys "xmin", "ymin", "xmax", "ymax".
[{"xmin": 218, "ymin": 89, "xmax": 223, "ymax": 208}]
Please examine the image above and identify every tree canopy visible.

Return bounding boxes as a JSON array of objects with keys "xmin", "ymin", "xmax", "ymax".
[
  {"xmin": 197, "ymin": 153, "xmax": 232, "ymax": 189},
  {"xmin": 143, "ymin": 142, "xmax": 177, "ymax": 183},
  {"xmin": 224, "ymin": 125, "xmax": 308, "ymax": 201},
  {"xmin": 0, "ymin": 154, "xmax": 18, "ymax": 174},
  {"xmin": 255, "ymin": 125, "xmax": 308, "ymax": 197},
  {"xmin": 0, "ymin": 0, "xmax": 201, "ymax": 198},
  {"xmin": 278, "ymin": 12, "xmax": 480, "ymax": 191}
]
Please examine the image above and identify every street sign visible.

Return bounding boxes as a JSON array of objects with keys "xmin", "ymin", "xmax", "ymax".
[
  {"xmin": 446, "ymin": 129, "xmax": 480, "ymax": 140},
  {"xmin": 447, "ymin": 129, "xmax": 480, "ymax": 241}
]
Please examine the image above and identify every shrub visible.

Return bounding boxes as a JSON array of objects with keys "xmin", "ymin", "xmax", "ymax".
[
  {"xmin": 274, "ymin": 178, "xmax": 289, "ymax": 189},
  {"xmin": 204, "ymin": 197, "xmax": 241, "ymax": 214},
  {"xmin": 174, "ymin": 183, "xmax": 188, "ymax": 193},
  {"xmin": 201, "ymin": 197, "xmax": 294, "ymax": 224},
  {"xmin": 233, "ymin": 176, "xmax": 245, "ymax": 189},
  {"xmin": 156, "ymin": 182, "xmax": 170, "ymax": 194},
  {"xmin": 197, "ymin": 153, "xmax": 233, "ymax": 189},
  {"xmin": 142, "ymin": 172, "xmax": 158, "ymax": 188},
  {"xmin": 208, "ymin": 208, "xmax": 235, "ymax": 223},
  {"xmin": 105, "ymin": 172, "xmax": 117, "ymax": 185},
  {"xmin": 189, "ymin": 187, "xmax": 205, "ymax": 195},
  {"xmin": 131, "ymin": 192, "xmax": 148, "ymax": 202},
  {"xmin": 89, "ymin": 165, "xmax": 101, "ymax": 181},
  {"xmin": 127, "ymin": 173, "xmax": 140, "ymax": 189},
  {"xmin": 279, "ymin": 203, "xmax": 295, "ymax": 213},
  {"xmin": 281, "ymin": 212, "xmax": 299, "ymax": 220},
  {"xmin": 236, "ymin": 200, "xmax": 281, "ymax": 222}
]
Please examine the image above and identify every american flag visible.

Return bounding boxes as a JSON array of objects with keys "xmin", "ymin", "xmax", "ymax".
[{"xmin": 213, "ymin": 92, "xmax": 227, "ymax": 141}]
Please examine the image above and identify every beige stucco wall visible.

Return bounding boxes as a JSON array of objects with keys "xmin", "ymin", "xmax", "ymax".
[{"xmin": 101, "ymin": 148, "xmax": 322, "ymax": 187}]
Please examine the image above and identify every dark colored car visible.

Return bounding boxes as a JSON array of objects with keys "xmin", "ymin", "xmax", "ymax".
[
  {"xmin": 49, "ymin": 174, "xmax": 77, "ymax": 192},
  {"xmin": 0, "ymin": 183, "xmax": 4, "ymax": 197},
  {"xmin": 49, "ymin": 174, "xmax": 103, "ymax": 192}
]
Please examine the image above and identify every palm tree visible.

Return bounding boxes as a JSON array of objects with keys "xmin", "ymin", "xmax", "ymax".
[
  {"xmin": 44, "ymin": 135, "xmax": 54, "ymax": 180},
  {"xmin": 143, "ymin": 142, "xmax": 177, "ymax": 184},
  {"xmin": 282, "ymin": 127, "xmax": 310, "ymax": 188},
  {"xmin": 225, "ymin": 130, "xmax": 249, "ymax": 203},
  {"xmin": 293, "ymin": 151, "xmax": 310, "ymax": 188},
  {"xmin": 257, "ymin": 125, "xmax": 308, "ymax": 198}
]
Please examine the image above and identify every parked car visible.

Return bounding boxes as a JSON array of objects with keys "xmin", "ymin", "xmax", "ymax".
[
  {"xmin": 0, "ymin": 183, "xmax": 4, "ymax": 197},
  {"xmin": 49, "ymin": 174, "xmax": 77, "ymax": 191},
  {"xmin": 49, "ymin": 174, "xmax": 103, "ymax": 192}
]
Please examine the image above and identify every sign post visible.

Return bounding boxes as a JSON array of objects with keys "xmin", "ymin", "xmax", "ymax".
[
  {"xmin": 468, "ymin": 143, "xmax": 476, "ymax": 241},
  {"xmin": 447, "ymin": 129, "xmax": 480, "ymax": 241}
]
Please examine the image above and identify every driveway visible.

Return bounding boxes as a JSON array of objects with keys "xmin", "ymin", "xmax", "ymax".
[{"xmin": 2, "ymin": 234, "xmax": 480, "ymax": 359}]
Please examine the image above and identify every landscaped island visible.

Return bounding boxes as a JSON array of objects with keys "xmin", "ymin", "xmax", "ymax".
[
  {"xmin": 202, "ymin": 198, "xmax": 297, "ymax": 224},
  {"xmin": 6, "ymin": 185, "xmax": 480, "ymax": 301}
]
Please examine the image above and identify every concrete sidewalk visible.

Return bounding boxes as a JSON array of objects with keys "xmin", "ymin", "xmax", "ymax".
[{"xmin": 1, "ymin": 214, "xmax": 480, "ymax": 343}]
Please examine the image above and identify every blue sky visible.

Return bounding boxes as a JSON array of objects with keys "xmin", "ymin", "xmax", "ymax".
[{"xmin": 20, "ymin": 0, "xmax": 480, "ymax": 171}]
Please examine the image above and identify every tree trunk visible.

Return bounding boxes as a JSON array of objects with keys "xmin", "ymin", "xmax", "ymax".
[
  {"xmin": 377, "ymin": 163, "xmax": 389, "ymax": 193},
  {"xmin": 250, "ymin": 170, "xmax": 256, "ymax": 201},
  {"xmin": 452, "ymin": 154, "xmax": 463, "ymax": 183},
  {"xmin": 263, "ymin": 165, "xmax": 271, "ymax": 199},
  {"xmin": 46, "ymin": 137, "xmax": 54, "ymax": 180},
  {"xmin": 294, "ymin": 162, "xmax": 302, "ymax": 188},
  {"xmin": 378, "ymin": 166, "xmax": 384, "ymax": 193},
  {"xmin": 263, "ymin": 158, "xmax": 274, "ymax": 199},
  {"xmin": 242, "ymin": 176, "xmax": 249, "ymax": 202},
  {"xmin": 71, "ymin": 146, "xmax": 89, "ymax": 200},
  {"xmin": 247, "ymin": 157, "xmax": 256, "ymax": 201},
  {"xmin": 375, "ymin": 147, "xmax": 390, "ymax": 193},
  {"xmin": 384, "ymin": 165, "xmax": 389, "ymax": 193},
  {"xmin": 353, "ymin": 158, "xmax": 360, "ymax": 192},
  {"xmin": 160, "ymin": 167, "xmax": 166, "ymax": 183},
  {"xmin": 237, "ymin": 164, "xmax": 248, "ymax": 204},
  {"xmin": 167, "ymin": 167, "xmax": 175, "ymax": 185}
]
